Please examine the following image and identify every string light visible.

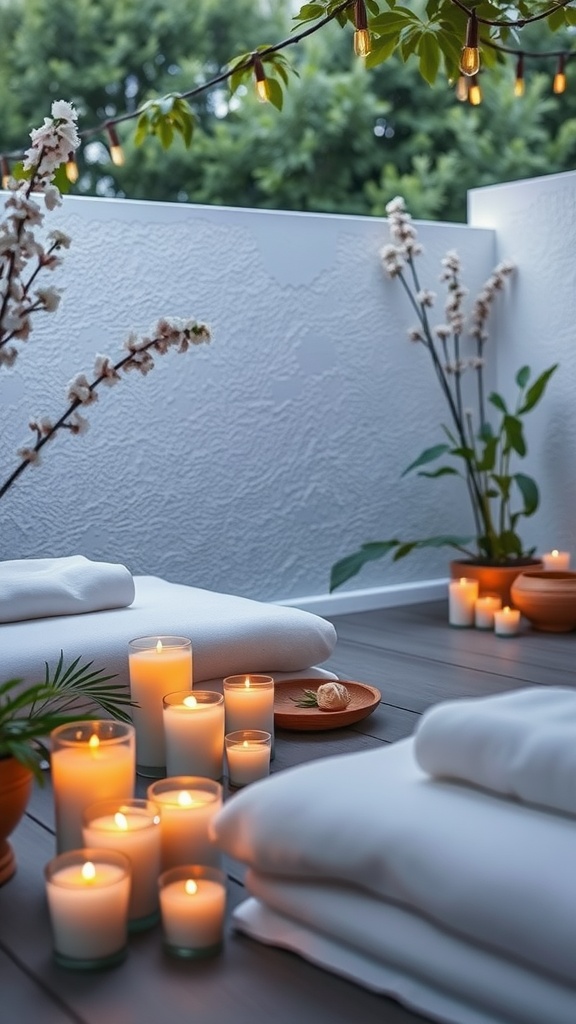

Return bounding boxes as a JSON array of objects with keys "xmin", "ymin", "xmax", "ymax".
[
  {"xmin": 553, "ymin": 53, "xmax": 567, "ymax": 93},
  {"xmin": 353, "ymin": 0, "xmax": 372, "ymax": 58},
  {"xmin": 460, "ymin": 10, "xmax": 480, "ymax": 76},
  {"xmin": 253, "ymin": 55, "xmax": 271, "ymax": 102},
  {"xmin": 455, "ymin": 75, "xmax": 469, "ymax": 101},
  {"xmin": 106, "ymin": 124, "xmax": 125, "ymax": 166},
  {"xmin": 65, "ymin": 152, "xmax": 79, "ymax": 183},
  {"xmin": 514, "ymin": 54, "xmax": 525, "ymax": 97},
  {"xmin": 468, "ymin": 75, "xmax": 482, "ymax": 106},
  {"xmin": 1, "ymin": 156, "xmax": 10, "ymax": 189}
]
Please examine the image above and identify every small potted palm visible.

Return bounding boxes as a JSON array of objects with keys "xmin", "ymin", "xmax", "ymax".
[{"xmin": 0, "ymin": 653, "xmax": 133, "ymax": 884}]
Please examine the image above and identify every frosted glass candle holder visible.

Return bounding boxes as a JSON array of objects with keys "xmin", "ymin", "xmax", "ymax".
[
  {"xmin": 159, "ymin": 864, "xmax": 226, "ymax": 959},
  {"xmin": 147, "ymin": 776, "xmax": 222, "ymax": 871},
  {"xmin": 45, "ymin": 848, "xmax": 131, "ymax": 970},
  {"xmin": 163, "ymin": 690, "xmax": 224, "ymax": 779},
  {"xmin": 225, "ymin": 730, "xmax": 271, "ymax": 787},
  {"xmin": 51, "ymin": 721, "xmax": 135, "ymax": 853},
  {"xmin": 223, "ymin": 674, "xmax": 274, "ymax": 741},
  {"xmin": 83, "ymin": 798, "xmax": 162, "ymax": 931},
  {"xmin": 128, "ymin": 635, "xmax": 192, "ymax": 777}
]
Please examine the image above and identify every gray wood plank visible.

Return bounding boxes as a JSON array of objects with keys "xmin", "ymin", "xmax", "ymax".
[{"xmin": 0, "ymin": 947, "xmax": 86, "ymax": 1024}]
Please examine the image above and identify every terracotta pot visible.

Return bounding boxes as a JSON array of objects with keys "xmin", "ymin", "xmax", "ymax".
[
  {"xmin": 510, "ymin": 571, "xmax": 576, "ymax": 633},
  {"xmin": 450, "ymin": 558, "xmax": 543, "ymax": 608},
  {"xmin": 0, "ymin": 756, "xmax": 33, "ymax": 885}
]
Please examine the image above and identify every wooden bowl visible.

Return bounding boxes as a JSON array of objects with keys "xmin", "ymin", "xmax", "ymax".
[{"xmin": 510, "ymin": 571, "xmax": 576, "ymax": 632}]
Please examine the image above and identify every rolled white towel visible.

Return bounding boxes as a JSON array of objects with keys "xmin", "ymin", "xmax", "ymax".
[
  {"xmin": 0, "ymin": 555, "xmax": 135, "ymax": 622},
  {"xmin": 414, "ymin": 686, "xmax": 576, "ymax": 817}
]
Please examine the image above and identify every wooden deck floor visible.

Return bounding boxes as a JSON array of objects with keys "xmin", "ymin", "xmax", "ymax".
[{"xmin": 2, "ymin": 599, "xmax": 574, "ymax": 1024}]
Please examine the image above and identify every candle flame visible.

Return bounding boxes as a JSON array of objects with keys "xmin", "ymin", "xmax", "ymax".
[
  {"xmin": 244, "ymin": 677, "xmax": 251, "ymax": 689},
  {"xmin": 177, "ymin": 790, "xmax": 194, "ymax": 807},
  {"xmin": 82, "ymin": 861, "xmax": 96, "ymax": 882},
  {"xmin": 183, "ymin": 695, "xmax": 197, "ymax": 708},
  {"xmin": 114, "ymin": 812, "xmax": 129, "ymax": 830},
  {"xmin": 88, "ymin": 734, "xmax": 100, "ymax": 751},
  {"xmin": 459, "ymin": 577, "xmax": 467, "ymax": 584},
  {"xmin": 156, "ymin": 640, "xmax": 163, "ymax": 654},
  {"xmin": 185, "ymin": 879, "xmax": 198, "ymax": 895},
  {"xmin": 552, "ymin": 549, "xmax": 559, "ymax": 558},
  {"xmin": 503, "ymin": 606, "xmax": 511, "ymax": 614},
  {"xmin": 242, "ymin": 740, "xmax": 250, "ymax": 748}
]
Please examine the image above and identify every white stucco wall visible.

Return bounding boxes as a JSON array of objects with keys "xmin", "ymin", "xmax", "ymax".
[{"xmin": 1, "ymin": 181, "xmax": 565, "ymax": 609}]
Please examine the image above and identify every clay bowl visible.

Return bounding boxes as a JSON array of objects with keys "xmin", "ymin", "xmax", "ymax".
[{"xmin": 510, "ymin": 571, "xmax": 576, "ymax": 632}]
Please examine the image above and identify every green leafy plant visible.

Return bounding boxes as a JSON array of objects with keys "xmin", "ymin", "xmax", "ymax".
[
  {"xmin": 331, "ymin": 196, "xmax": 558, "ymax": 592},
  {"xmin": 0, "ymin": 653, "xmax": 134, "ymax": 782}
]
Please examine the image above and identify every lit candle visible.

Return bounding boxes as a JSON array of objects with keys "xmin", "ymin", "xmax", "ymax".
[
  {"xmin": 474, "ymin": 595, "xmax": 502, "ymax": 630},
  {"xmin": 44, "ymin": 849, "xmax": 131, "ymax": 969},
  {"xmin": 163, "ymin": 691, "xmax": 224, "ymax": 779},
  {"xmin": 51, "ymin": 722, "xmax": 135, "ymax": 853},
  {"xmin": 159, "ymin": 865, "xmax": 226, "ymax": 959},
  {"xmin": 494, "ymin": 605, "xmax": 521, "ymax": 637},
  {"xmin": 82, "ymin": 799, "xmax": 161, "ymax": 930},
  {"xmin": 541, "ymin": 549, "xmax": 571, "ymax": 571},
  {"xmin": 448, "ymin": 577, "xmax": 479, "ymax": 627},
  {"xmin": 147, "ymin": 777, "xmax": 222, "ymax": 871},
  {"xmin": 225, "ymin": 730, "xmax": 271, "ymax": 787},
  {"xmin": 223, "ymin": 675, "xmax": 274, "ymax": 738},
  {"xmin": 128, "ymin": 636, "xmax": 192, "ymax": 777}
]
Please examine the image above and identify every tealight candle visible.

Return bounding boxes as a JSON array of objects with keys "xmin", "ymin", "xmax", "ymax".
[
  {"xmin": 448, "ymin": 577, "xmax": 479, "ymax": 627},
  {"xmin": 541, "ymin": 549, "xmax": 571, "ymax": 571},
  {"xmin": 44, "ymin": 848, "xmax": 131, "ymax": 969},
  {"xmin": 51, "ymin": 721, "xmax": 135, "ymax": 853},
  {"xmin": 128, "ymin": 636, "xmax": 192, "ymax": 778},
  {"xmin": 474, "ymin": 595, "xmax": 502, "ymax": 630},
  {"xmin": 163, "ymin": 690, "xmax": 224, "ymax": 779},
  {"xmin": 223, "ymin": 675, "xmax": 274, "ymax": 740},
  {"xmin": 225, "ymin": 730, "xmax": 271, "ymax": 787},
  {"xmin": 159, "ymin": 865, "xmax": 226, "ymax": 959},
  {"xmin": 494, "ymin": 605, "xmax": 521, "ymax": 637},
  {"xmin": 147, "ymin": 777, "xmax": 222, "ymax": 871},
  {"xmin": 83, "ymin": 799, "xmax": 162, "ymax": 931}
]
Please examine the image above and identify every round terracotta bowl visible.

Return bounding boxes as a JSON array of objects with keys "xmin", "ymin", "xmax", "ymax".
[
  {"xmin": 510, "ymin": 571, "xmax": 576, "ymax": 632},
  {"xmin": 450, "ymin": 559, "xmax": 542, "ymax": 607}
]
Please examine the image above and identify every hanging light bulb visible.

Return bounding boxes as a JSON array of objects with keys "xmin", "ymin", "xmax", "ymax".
[
  {"xmin": 553, "ymin": 54, "xmax": 567, "ymax": 94},
  {"xmin": 253, "ymin": 56, "xmax": 270, "ymax": 102},
  {"xmin": 353, "ymin": 0, "xmax": 372, "ymax": 58},
  {"xmin": 514, "ymin": 54, "xmax": 525, "ymax": 97},
  {"xmin": 106, "ymin": 125, "xmax": 125, "ymax": 166},
  {"xmin": 65, "ymin": 152, "xmax": 79, "ymax": 183},
  {"xmin": 460, "ymin": 10, "xmax": 480, "ymax": 76},
  {"xmin": 455, "ymin": 75, "xmax": 469, "ymax": 102},
  {"xmin": 468, "ymin": 75, "xmax": 482, "ymax": 106},
  {"xmin": 1, "ymin": 156, "xmax": 10, "ymax": 189}
]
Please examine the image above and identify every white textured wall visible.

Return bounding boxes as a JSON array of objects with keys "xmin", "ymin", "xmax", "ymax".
[{"xmin": 0, "ymin": 191, "xmax": 521, "ymax": 605}]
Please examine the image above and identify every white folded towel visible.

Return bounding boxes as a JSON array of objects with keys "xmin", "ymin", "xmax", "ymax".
[
  {"xmin": 414, "ymin": 686, "xmax": 576, "ymax": 817},
  {"xmin": 0, "ymin": 556, "xmax": 135, "ymax": 622}
]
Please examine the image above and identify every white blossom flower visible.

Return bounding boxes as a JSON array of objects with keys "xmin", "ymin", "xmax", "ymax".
[
  {"xmin": 94, "ymin": 354, "xmax": 121, "ymax": 386},
  {"xmin": 29, "ymin": 416, "xmax": 54, "ymax": 436},
  {"xmin": 16, "ymin": 446, "xmax": 41, "ymax": 465},
  {"xmin": 43, "ymin": 184, "xmax": 62, "ymax": 211},
  {"xmin": 35, "ymin": 286, "xmax": 61, "ymax": 312},
  {"xmin": 67, "ymin": 411, "xmax": 90, "ymax": 435},
  {"xmin": 49, "ymin": 229, "xmax": 72, "ymax": 249},
  {"xmin": 417, "ymin": 289, "xmax": 436, "ymax": 307},
  {"xmin": 67, "ymin": 373, "xmax": 97, "ymax": 405}
]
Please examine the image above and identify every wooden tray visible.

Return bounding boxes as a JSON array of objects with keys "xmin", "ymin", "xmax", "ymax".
[{"xmin": 274, "ymin": 679, "xmax": 381, "ymax": 731}]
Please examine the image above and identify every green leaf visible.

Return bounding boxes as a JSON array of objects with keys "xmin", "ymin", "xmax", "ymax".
[
  {"xmin": 401, "ymin": 443, "xmax": 450, "ymax": 476},
  {"xmin": 365, "ymin": 34, "xmax": 398, "ymax": 67},
  {"xmin": 266, "ymin": 77, "xmax": 284, "ymax": 111},
  {"xmin": 330, "ymin": 541, "xmax": 400, "ymax": 591},
  {"xmin": 417, "ymin": 466, "xmax": 459, "ymax": 478},
  {"xmin": 517, "ymin": 364, "xmax": 558, "ymax": 414},
  {"xmin": 476, "ymin": 436, "xmax": 498, "ymax": 472},
  {"xmin": 491, "ymin": 473, "xmax": 511, "ymax": 499},
  {"xmin": 514, "ymin": 473, "xmax": 539, "ymax": 516},
  {"xmin": 515, "ymin": 365, "xmax": 530, "ymax": 388},
  {"xmin": 503, "ymin": 415, "xmax": 526, "ymax": 456},
  {"xmin": 488, "ymin": 391, "xmax": 508, "ymax": 413},
  {"xmin": 418, "ymin": 31, "xmax": 440, "ymax": 85},
  {"xmin": 497, "ymin": 530, "xmax": 523, "ymax": 559},
  {"xmin": 371, "ymin": 11, "xmax": 416, "ymax": 31}
]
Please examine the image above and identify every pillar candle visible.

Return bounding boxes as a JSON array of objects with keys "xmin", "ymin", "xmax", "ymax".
[
  {"xmin": 163, "ymin": 691, "xmax": 224, "ymax": 779},
  {"xmin": 494, "ymin": 605, "xmax": 521, "ymax": 637},
  {"xmin": 225, "ymin": 730, "xmax": 271, "ymax": 787},
  {"xmin": 474, "ymin": 595, "xmax": 502, "ymax": 630},
  {"xmin": 541, "ymin": 549, "xmax": 571, "ymax": 571},
  {"xmin": 147, "ymin": 777, "xmax": 222, "ymax": 870},
  {"xmin": 159, "ymin": 866, "xmax": 226, "ymax": 958},
  {"xmin": 82, "ymin": 799, "xmax": 161, "ymax": 929},
  {"xmin": 448, "ymin": 577, "xmax": 479, "ymax": 627},
  {"xmin": 223, "ymin": 675, "xmax": 274, "ymax": 737},
  {"xmin": 51, "ymin": 722, "xmax": 135, "ymax": 853},
  {"xmin": 128, "ymin": 636, "xmax": 192, "ymax": 777},
  {"xmin": 44, "ymin": 849, "xmax": 131, "ymax": 969}
]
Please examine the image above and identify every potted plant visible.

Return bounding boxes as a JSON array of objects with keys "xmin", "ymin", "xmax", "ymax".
[
  {"xmin": 330, "ymin": 197, "xmax": 558, "ymax": 604},
  {"xmin": 0, "ymin": 653, "xmax": 133, "ymax": 885}
]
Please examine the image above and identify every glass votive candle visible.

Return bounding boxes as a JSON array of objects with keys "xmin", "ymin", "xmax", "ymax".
[
  {"xmin": 474, "ymin": 595, "xmax": 502, "ymax": 630},
  {"xmin": 223, "ymin": 674, "xmax": 274, "ymax": 739},
  {"xmin": 147, "ymin": 776, "xmax": 222, "ymax": 871},
  {"xmin": 51, "ymin": 721, "xmax": 135, "ymax": 853},
  {"xmin": 225, "ymin": 730, "xmax": 272, "ymax": 788},
  {"xmin": 448, "ymin": 578, "xmax": 479, "ymax": 627},
  {"xmin": 82, "ymin": 798, "xmax": 162, "ymax": 931},
  {"xmin": 128, "ymin": 636, "xmax": 193, "ymax": 778},
  {"xmin": 494, "ymin": 605, "xmax": 521, "ymax": 637},
  {"xmin": 163, "ymin": 690, "xmax": 224, "ymax": 779},
  {"xmin": 44, "ymin": 848, "xmax": 131, "ymax": 970},
  {"xmin": 159, "ymin": 865, "xmax": 226, "ymax": 959}
]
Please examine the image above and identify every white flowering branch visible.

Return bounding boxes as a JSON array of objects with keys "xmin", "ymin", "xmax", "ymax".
[{"xmin": 0, "ymin": 101, "xmax": 212, "ymax": 502}]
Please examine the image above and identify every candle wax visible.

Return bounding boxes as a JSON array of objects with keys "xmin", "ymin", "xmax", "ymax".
[
  {"xmin": 160, "ymin": 878, "xmax": 225, "ymax": 950},
  {"xmin": 46, "ymin": 862, "xmax": 130, "ymax": 961}
]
